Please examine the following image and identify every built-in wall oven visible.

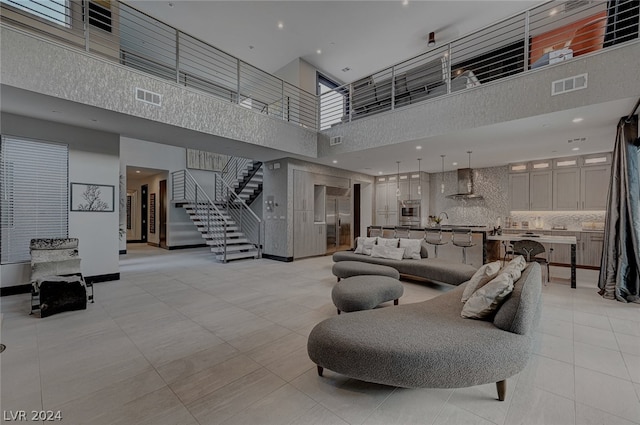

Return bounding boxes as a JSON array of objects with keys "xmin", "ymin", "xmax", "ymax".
[{"xmin": 399, "ymin": 200, "xmax": 421, "ymax": 226}]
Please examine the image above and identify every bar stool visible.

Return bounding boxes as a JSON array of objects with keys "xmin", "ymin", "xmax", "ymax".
[
  {"xmin": 369, "ymin": 226, "xmax": 383, "ymax": 237},
  {"xmin": 424, "ymin": 228, "xmax": 449, "ymax": 258},
  {"xmin": 394, "ymin": 226, "xmax": 411, "ymax": 238},
  {"xmin": 452, "ymin": 228, "xmax": 476, "ymax": 264}
]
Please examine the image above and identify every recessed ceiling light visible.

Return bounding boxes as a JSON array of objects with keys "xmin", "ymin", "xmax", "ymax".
[
  {"xmin": 316, "ymin": 49, "xmax": 322, "ymax": 55},
  {"xmin": 135, "ymin": 170, "xmax": 141, "ymax": 173},
  {"xmin": 277, "ymin": 22, "xmax": 284, "ymax": 29},
  {"xmin": 452, "ymin": 162, "xmax": 458, "ymax": 166},
  {"xmin": 402, "ymin": 0, "xmax": 409, "ymax": 6},
  {"xmin": 549, "ymin": 8, "xmax": 557, "ymax": 16},
  {"xmin": 572, "ymin": 117, "xmax": 584, "ymax": 123},
  {"xmin": 378, "ymin": 171, "xmax": 383, "ymax": 175},
  {"xmin": 416, "ymin": 146, "xmax": 422, "ymax": 150},
  {"xmin": 572, "ymin": 147, "xmax": 580, "ymax": 151},
  {"xmin": 332, "ymin": 160, "xmax": 337, "ymax": 164}
]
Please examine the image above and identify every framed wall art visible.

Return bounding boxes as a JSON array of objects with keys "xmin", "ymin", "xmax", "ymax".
[{"xmin": 70, "ymin": 183, "xmax": 115, "ymax": 212}]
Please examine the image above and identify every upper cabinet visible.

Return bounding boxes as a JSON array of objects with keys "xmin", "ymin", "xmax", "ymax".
[
  {"xmin": 293, "ymin": 170, "xmax": 313, "ymax": 211},
  {"xmin": 509, "ymin": 153, "xmax": 611, "ymax": 211}
]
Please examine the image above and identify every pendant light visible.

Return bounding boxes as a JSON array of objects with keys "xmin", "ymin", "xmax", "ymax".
[
  {"xmin": 440, "ymin": 155, "xmax": 446, "ymax": 194},
  {"xmin": 395, "ymin": 161, "xmax": 401, "ymax": 197},
  {"xmin": 417, "ymin": 158, "xmax": 422, "ymax": 196}
]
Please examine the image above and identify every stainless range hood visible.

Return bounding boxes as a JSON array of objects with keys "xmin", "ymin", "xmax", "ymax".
[{"xmin": 446, "ymin": 168, "xmax": 484, "ymax": 200}]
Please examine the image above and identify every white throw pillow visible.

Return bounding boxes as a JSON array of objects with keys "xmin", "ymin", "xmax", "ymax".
[
  {"xmin": 354, "ymin": 237, "xmax": 377, "ymax": 255},
  {"xmin": 461, "ymin": 273, "xmax": 515, "ymax": 319},
  {"xmin": 377, "ymin": 237, "xmax": 399, "ymax": 248},
  {"xmin": 370, "ymin": 245, "xmax": 405, "ymax": 261},
  {"xmin": 399, "ymin": 238, "xmax": 422, "ymax": 260},
  {"xmin": 506, "ymin": 255, "xmax": 527, "ymax": 272},
  {"xmin": 461, "ymin": 261, "xmax": 502, "ymax": 303},
  {"xmin": 500, "ymin": 264, "xmax": 523, "ymax": 282}
]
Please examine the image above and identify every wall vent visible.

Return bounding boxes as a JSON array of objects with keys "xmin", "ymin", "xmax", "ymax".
[
  {"xmin": 551, "ymin": 73, "xmax": 587, "ymax": 96},
  {"xmin": 329, "ymin": 136, "xmax": 343, "ymax": 146},
  {"xmin": 135, "ymin": 88, "xmax": 162, "ymax": 106}
]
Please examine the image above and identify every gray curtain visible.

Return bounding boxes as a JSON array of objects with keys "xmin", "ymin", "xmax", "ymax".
[{"xmin": 598, "ymin": 115, "xmax": 640, "ymax": 303}]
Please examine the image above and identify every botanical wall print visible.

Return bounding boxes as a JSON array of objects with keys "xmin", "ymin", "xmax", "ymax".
[
  {"xmin": 71, "ymin": 183, "xmax": 114, "ymax": 212},
  {"xmin": 149, "ymin": 193, "xmax": 156, "ymax": 234}
]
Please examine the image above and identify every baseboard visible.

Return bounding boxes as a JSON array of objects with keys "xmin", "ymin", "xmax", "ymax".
[
  {"xmin": 85, "ymin": 273, "xmax": 120, "ymax": 284},
  {"xmin": 167, "ymin": 244, "xmax": 207, "ymax": 250},
  {"xmin": 119, "ymin": 249, "xmax": 127, "ymax": 255},
  {"xmin": 147, "ymin": 242, "xmax": 160, "ymax": 247},
  {"xmin": 262, "ymin": 254, "xmax": 293, "ymax": 262},
  {"xmin": 0, "ymin": 284, "xmax": 31, "ymax": 296},
  {"xmin": 127, "ymin": 239, "xmax": 144, "ymax": 243}
]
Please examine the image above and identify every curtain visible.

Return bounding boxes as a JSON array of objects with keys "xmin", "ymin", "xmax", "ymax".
[{"xmin": 598, "ymin": 115, "xmax": 640, "ymax": 303}]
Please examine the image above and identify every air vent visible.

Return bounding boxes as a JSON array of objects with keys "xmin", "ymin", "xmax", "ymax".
[
  {"xmin": 551, "ymin": 73, "xmax": 587, "ymax": 96},
  {"xmin": 329, "ymin": 136, "xmax": 343, "ymax": 146},
  {"xmin": 135, "ymin": 88, "xmax": 162, "ymax": 106},
  {"xmin": 568, "ymin": 137, "xmax": 587, "ymax": 144},
  {"xmin": 563, "ymin": 0, "xmax": 592, "ymax": 12}
]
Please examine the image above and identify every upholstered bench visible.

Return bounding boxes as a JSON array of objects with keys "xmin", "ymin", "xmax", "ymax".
[
  {"xmin": 331, "ymin": 275, "xmax": 404, "ymax": 314},
  {"xmin": 332, "ymin": 261, "xmax": 400, "ymax": 282}
]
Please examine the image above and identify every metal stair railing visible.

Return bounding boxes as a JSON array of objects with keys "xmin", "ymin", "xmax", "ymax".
[
  {"xmin": 171, "ymin": 169, "xmax": 230, "ymax": 262},
  {"xmin": 214, "ymin": 173, "xmax": 262, "ymax": 258},
  {"xmin": 221, "ymin": 156, "xmax": 253, "ymax": 191}
]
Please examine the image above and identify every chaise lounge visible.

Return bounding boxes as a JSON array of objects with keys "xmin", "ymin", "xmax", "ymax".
[{"xmin": 307, "ymin": 263, "xmax": 542, "ymax": 400}]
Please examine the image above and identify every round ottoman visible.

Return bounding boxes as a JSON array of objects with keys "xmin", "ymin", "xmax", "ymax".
[
  {"xmin": 331, "ymin": 275, "xmax": 404, "ymax": 314},
  {"xmin": 332, "ymin": 261, "xmax": 400, "ymax": 282}
]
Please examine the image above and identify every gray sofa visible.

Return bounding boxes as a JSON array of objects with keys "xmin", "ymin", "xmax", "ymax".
[
  {"xmin": 332, "ymin": 250, "xmax": 477, "ymax": 286},
  {"xmin": 308, "ymin": 263, "xmax": 542, "ymax": 400}
]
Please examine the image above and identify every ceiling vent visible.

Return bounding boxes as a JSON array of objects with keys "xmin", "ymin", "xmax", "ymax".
[
  {"xmin": 563, "ymin": 0, "xmax": 592, "ymax": 13},
  {"xmin": 329, "ymin": 136, "xmax": 343, "ymax": 146},
  {"xmin": 568, "ymin": 137, "xmax": 587, "ymax": 144},
  {"xmin": 551, "ymin": 73, "xmax": 587, "ymax": 96},
  {"xmin": 135, "ymin": 88, "xmax": 162, "ymax": 106}
]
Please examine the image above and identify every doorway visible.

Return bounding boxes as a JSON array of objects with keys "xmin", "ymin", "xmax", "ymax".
[
  {"xmin": 141, "ymin": 184, "xmax": 148, "ymax": 243},
  {"xmin": 159, "ymin": 179, "xmax": 167, "ymax": 248}
]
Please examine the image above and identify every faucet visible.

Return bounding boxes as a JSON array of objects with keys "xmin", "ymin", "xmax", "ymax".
[{"xmin": 438, "ymin": 212, "xmax": 448, "ymax": 222}]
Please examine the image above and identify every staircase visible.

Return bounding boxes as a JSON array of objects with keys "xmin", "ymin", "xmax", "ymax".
[
  {"xmin": 172, "ymin": 169, "xmax": 261, "ymax": 262},
  {"xmin": 233, "ymin": 161, "xmax": 263, "ymax": 205}
]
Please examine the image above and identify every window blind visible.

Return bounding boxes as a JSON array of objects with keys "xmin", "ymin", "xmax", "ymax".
[{"xmin": 1, "ymin": 136, "xmax": 69, "ymax": 264}]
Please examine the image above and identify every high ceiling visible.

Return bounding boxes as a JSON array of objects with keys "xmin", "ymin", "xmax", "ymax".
[{"xmin": 129, "ymin": 0, "xmax": 544, "ymax": 83}]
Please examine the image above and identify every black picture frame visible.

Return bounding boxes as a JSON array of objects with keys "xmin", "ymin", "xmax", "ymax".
[{"xmin": 70, "ymin": 183, "xmax": 115, "ymax": 212}]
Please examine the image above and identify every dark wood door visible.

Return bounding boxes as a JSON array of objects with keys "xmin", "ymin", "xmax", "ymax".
[{"xmin": 141, "ymin": 184, "xmax": 148, "ymax": 242}]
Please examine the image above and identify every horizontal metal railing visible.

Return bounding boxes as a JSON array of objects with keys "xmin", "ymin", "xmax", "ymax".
[
  {"xmin": 171, "ymin": 169, "xmax": 230, "ymax": 261},
  {"xmin": 0, "ymin": 0, "xmax": 318, "ymax": 130},
  {"xmin": 319, "ymin": 0, "xmax": 639, "ymax": 129}
]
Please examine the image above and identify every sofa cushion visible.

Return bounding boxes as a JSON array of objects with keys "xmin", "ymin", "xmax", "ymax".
[
  {"xmin": 400, "ymin": 238, "xmax": 422, "ymax": 260},
  {"xmin": 371, "ymin": 245, "xmax": 405, "ymax": 261},
  {"xmin": 494, "ymin": 262, "xmax": 543, "ymax": 335},
  {"xmin": 460, "ymin": 260, "xmax": 502, "ymax": 303},
  {"xmin": 461, "ymin": 273, "xmax": 514, "ymax": 320},
  {"xmin": 420, "ymin": 240, "xmax": 429, "ymax": 258},
  {"xmin": 354, "ymin": 237, "xmax": 377, "ymax": 255},
  {"xmin": 377, "ymin": 237, "xmax": 399, "ymax": 248}
]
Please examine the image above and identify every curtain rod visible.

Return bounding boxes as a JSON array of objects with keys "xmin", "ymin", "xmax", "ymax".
[{"xmin": 626, "ymin": 97, "xmax": 640, "ymax": 123}]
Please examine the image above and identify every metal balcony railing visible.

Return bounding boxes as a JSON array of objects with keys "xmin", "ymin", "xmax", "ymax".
[
  {"xmin": 319, "ymin": 0, "xmax": 639, "ymax": 129},
  {"xmin": 0, "ymin": 0, "xmax": 318, "ymax": 130}
]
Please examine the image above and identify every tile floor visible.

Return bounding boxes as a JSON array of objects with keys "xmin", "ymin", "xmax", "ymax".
[{"xmin": 1, "ymin": 244, "xmax": 639, "ymax": 425}]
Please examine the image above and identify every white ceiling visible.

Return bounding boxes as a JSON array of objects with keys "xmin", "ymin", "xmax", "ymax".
[{"xmin": 129, "ymin": 0, "xmax": 544, "ymax": 83}]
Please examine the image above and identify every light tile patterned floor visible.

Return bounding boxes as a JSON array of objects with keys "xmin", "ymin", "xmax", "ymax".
[{"xmin": 1, "ymin": 244, "xmax": 639, "ymax": 425}]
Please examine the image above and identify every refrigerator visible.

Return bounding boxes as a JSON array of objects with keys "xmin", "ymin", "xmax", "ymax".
[{"xmin": 326, "ymin": 187, "xmax": 351, "ymax": 253}]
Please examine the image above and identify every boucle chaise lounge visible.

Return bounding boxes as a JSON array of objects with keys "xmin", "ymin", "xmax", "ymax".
[{"xmin": 308, "ymin": 263, "xmax": 542, "ymax": 400}]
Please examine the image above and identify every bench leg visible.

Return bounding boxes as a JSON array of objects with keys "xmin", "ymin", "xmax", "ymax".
[
  {"xmin": 317, "ymin": 365, "xmax": 324, "ymax": 377},
  {"xmin": 496, "ymin": 380, "xmax": 506, "ymax": 401},
  {"xmin": 337, "ymin": 309, "xmax": 341, "ymax": 315},
  {"xmin": 394, "ymin": 299, "xmax": 399, "ymax": 305},
  {"xmin": 337, "ymin": 277, "xmax": 340, "ymax": 282}
]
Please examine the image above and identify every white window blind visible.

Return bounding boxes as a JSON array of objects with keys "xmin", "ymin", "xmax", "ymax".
[{"xmin": 1, "ymin": 136, "xmax": 68, "ymax": 264}]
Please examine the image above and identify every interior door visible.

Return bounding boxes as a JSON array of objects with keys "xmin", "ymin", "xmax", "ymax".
[{"xmin": 326, "ymin": 196, "xmax": 337, "ymax": 251}]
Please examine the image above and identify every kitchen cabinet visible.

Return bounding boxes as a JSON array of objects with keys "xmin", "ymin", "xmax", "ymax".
[
  {"xmin": 529, "ymin": 170, "xmax": 552, "ymax": 210},
  {"xmin": 553, "ymin": 168, "xmax": 580, "ymax": 211},
  {"xmin": 293, "ymin": 210, "xmax": 313, "ymax": 258},
  {"xmin": 509, "ymin": 173, "xmax": 530, "ymax": 210},
  {"xmin": 314, "ymin": 223, "xmax": 326, "ymax": 256},
  {"xmin": 293, "ymin": 170, "xmax": 313, "ymax": 211},
  {"xmin": 580, "ymin": 165, "xmax": 610, "ymax": 210},
  {"xmin": 548, "ymin": 231, "xmax": 581, "ymax": 265},
  {"xmin": 579, "ymin": 232, "xmax": 604, "ymax": 267},
  {"xmin": 375, "ymin": 176, "xmax": 398, "ymax": 226}
]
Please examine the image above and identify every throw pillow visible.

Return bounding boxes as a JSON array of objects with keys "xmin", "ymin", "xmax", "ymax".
[
  {"xmin": 354, "ymin": 237, "xmax": 377, "ymax": 255},
  {"xmin": 377, "ymin": 237, "xmax": 400, "ymax": 248},
  {"xmin": 460, "ymin": 261, "xmax": 502, "ymax": 303},
  {"xmin": 399, "ymin": 238, "xmax": 422, "ymax": 260},
  {"xmin": 461, "ymin": 273, "xmax": 515, "ymax": 320},
  {"xmin": 420, "ymin": 240, "xmax": 429, "ymax": 258},
  {"xmin": 506, "ymin": 255, "xmax": 527, "ymax": 272},
  {"xmin": 370, "ymin": 245, "xmax": 405, "ymax": 261},
  {"xmin": 500, "ymin": 264, "xmax": 523, "ymax": 282}
]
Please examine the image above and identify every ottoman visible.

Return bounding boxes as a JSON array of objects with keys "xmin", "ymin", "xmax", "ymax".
[
  {"xmin": 332, "ymin": 261, "xmax": 400, "ymax": 282},
  {"xmin": 331, "ymin": 275, "xmax": 404, "ymax": 314}
]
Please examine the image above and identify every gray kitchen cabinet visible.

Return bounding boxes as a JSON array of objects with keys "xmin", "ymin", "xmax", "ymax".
[
  {"xmin": 529, "ymin": 170, "xmax": 553, "ymax": 210},
  {"xmin": 313, "ymin": 223, "xmax": 326, "ymax": 256},
  {"xmin": 294, "ymin": 170, "xmax": 313, "ymax": 211},
  {"xmin": 549, "ymin": 231, "xmax": 581, "ymax": 265},
  {"xmin": 509, "ymin": 173, "xmax": 530, "ymax": 211},
  {"xmin": 375, "ymin": 177, "xmax": 398, "ymax": 226},
  {"xmin": 580, "ymin": 232, "xmax": 604, "ymax": 267},
  {"xmin": 294, "ymin": 210, "xmax": 314, "ymax": 258},
  {"xmin": 580, "ymin": 165, "xmax": 610, "ymax": 210},
  {"xmin": 553, "ymin": 168, "xmax": 580, "ymax": 211}
]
